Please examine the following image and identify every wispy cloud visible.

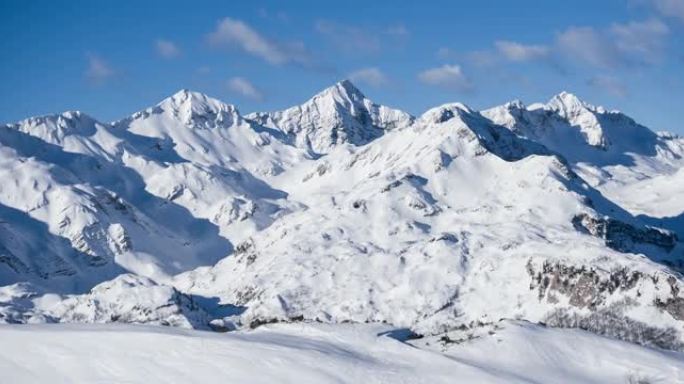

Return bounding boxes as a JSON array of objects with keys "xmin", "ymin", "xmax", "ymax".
[
  {"xmin": 610, "ymin": 19, "xmax": 669, "ymax": 62},
  {"xmin": 494, "ymin": 41, "xmax": 549, "ymax": 62},
  {"xmin": 155, "ymin": 39, "xmax": 180, "ymax": 59},
  {"xmin": 85, "ymin": 54, "xmax": 114, "ymax": 85},
  {"xmin": 227, "ymin": 76, "xmax": 263, "ymax": 100},
  {"xmin": 418, "ymin": 64, "xmax": 471, "ymax": 91},
  {"xmin": 587, "ymin": 75, "xmax": 628, "ymax": 97},
  {"xmin": 556, "ymin": 19, "xmax": 669, "ymax": 68},
  {"xmin": 207, "ymin": 17, "xmax": 309, "ymax": 65},
  {"xmin": 556, "ymin": 26, "xmax": 616, "ymax": 68},
  {"xmin": 456, "ymin": 18, "xmax": 669, "ymax": 71},
  {"xmin": 650, "ymin": 0, "xmax": 684, "ymax": 23},
  {"xmin": 348, "ymin": 67, "xmax": 388, "ymax": 87}
]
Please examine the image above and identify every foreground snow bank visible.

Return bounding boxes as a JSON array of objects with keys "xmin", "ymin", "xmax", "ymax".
[{"xmin": 0, "ymin": 322, "xmax": 681, "ymax": 383}]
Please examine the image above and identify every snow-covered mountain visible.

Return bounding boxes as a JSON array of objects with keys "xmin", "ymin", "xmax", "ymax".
[
  {"xmin": 1, "ymin": 82, "xmax": 683, "ymax": 356},
  {"xmin": 482, "ymin": 93, "xmax": 684, "ymax": 233},
  {"xmin": 247, "ymin": 80, "xmax": 414, "ymax": 155}
]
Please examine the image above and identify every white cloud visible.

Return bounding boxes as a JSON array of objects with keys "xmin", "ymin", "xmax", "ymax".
[
  {"xmin": 556, "ymin": 19, "xmax": 669, "ymax": 68},
  {"xmin": 651, "ymin": 0, "xmax": 684, "ymax": 22},
  {"xmin": 556, "ymin": 26, "xmax": 617, "ymax": 68},
  {"xmin": 155, "ymin": 39, "xmax": 180, "ymax": 59},
  {"xmin": 227, "ymin": 77, "xmax": 263, "ymax": 100},
  {"xmin": 85, "ymin": 54, "xmax": 114, "ymax": 85},
  {"xmin": 207, "ymin": 17, "xmax": 308, "ymax": 65},
  {"xmin": 462, "ymin": 18, "xmax": 669, "ymax": 71},
  {"xmin": 418, "ymin": 64, "xmax": 471, "ymax": 90},
  {"xmin": 609, "ymin": 19, "xmax": 668, "ymax": 62},
  {"xmin": 495, "ymin": 40, "xmax": 549, "ymax": 62},
  {"xmin": 347, "ymin": 67, "xmax": 388, "ymax": 87},
  {"xmin": 587, "ymin": 75, "xmax": 628, "ymax": 97}
]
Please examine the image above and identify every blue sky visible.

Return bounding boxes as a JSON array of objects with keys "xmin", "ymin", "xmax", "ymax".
[{"xmin": 1, "ymin": 0, "xmax": 683, "ymax": 132}]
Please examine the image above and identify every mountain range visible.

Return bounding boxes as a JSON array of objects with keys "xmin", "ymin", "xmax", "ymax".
[{"xmin": 1, "ymin": 80, "xmax": 683, "ymax": 352}]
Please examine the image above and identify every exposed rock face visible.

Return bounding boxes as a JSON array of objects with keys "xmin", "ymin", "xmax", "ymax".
[
  {"xmin": 657, "ymin": 297, "xmax": 684, "ymax": 321},
  {"xmin": 572, "ymin": 213, "xmax": 677, "ymax": 252},
  {"xmin": 655, "ymin": 275, "xmax": 684, "ymax": 321},
  {"xmin": 528, "ymin": 260, "xmax": 684, "ymax": 350},
  {"xmin": 529, "ymin": 261, "xmax": 643, "ymax": 309},
  {"xmin": 545, "ymin": 307, "xmax": 683, "ymax": 350},
  {"xmin": 0, "ymin": 245, "xmax": 30, "ymax": 275}
]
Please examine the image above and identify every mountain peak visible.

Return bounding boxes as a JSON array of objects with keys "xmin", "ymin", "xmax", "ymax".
[
  {"xmin": 6, "ymin": 110, "xmax": 101, "ymax": 141},
  {"xmin": 545, "ymin": 91, "xmax": 606, "ymax": 117},
  {"xmin": 554, "ymin": 91, "xmax": 582, "ymax": 102},
  {"xmin": 548, "ymin": 91, "xmax": 584, "ymax": 110},
  {"xmin": 170, "ymin": 88, "xmax": 197, "ymax": 100},
  {"xmin": 420, "ymin": 102, "xmax": 474, "ymax": 124},
  {"xmin": 504, "ymin": 99, "xmax": 526, "ymax": 110},
  {"xmin": 336, "ymin": 79, "xmax": 363, "ymax": 96},
  {"xmin": 163, "ymin": 89, "xmax": 236, "ymax": 111},
  {"xmin": 311, "ymin": 80, "xmax": 366, "ymax": 105},
  {"xmin": 16, "ymin": 110, "xmax": 96, "ymax": 125},
  {"xmin": 247, "ymin": 80, "xmax": 412, "ymax": 154},
  {"xmin": 523, "ymin": 92, "xmax": 609, "ymax": 149},
  {"xmin": 154, "ymin": 89, "xmax": 239, "ymax": 127}
]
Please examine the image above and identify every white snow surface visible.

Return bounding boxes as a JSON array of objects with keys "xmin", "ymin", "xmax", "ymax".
[
  {"xmin": 1, "ymin": 81, "xmax": 684, "ymax": 365},
  {"xmin": 0, "ymin": 321, "xmax": 682, "ymax": 384}
]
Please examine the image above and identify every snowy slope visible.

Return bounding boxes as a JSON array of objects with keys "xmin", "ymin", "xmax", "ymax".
[
  {"xmin": 0, "ymin": 321, "xmax": 681, "ymax": 384},
  {"xmin": 482, "ymin": 92, "xmax": 684, "ymax": 233},
  {"xmin": 177, "ymin": 100, "xmax": 684, "ymax": 342},
  {"xmin": 0, "ymin": 114, "xmax": 233, "ymax": 286},
  {"xmin": 0, "ymin": 91, "xmax": 309, "ymax": 287},
  {"xmin": 1, "ymin": 81, "xmax": 684, "ymax": 355}
]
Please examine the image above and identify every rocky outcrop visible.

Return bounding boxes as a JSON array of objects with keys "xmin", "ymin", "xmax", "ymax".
[
  {"xmin": 545, "ymin": 306, "xmax": 683, "ymax": 350},
  {"xmin": 572, "ymin": 213, "xmax": 677, "ymax": 252},
  {"xmin": 528, "ymin": 260, "xmax": 684, "ymax": 349},
  {"xmin": 528, "ymin": 261, "xmax": 643, "ymax": 309}
]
